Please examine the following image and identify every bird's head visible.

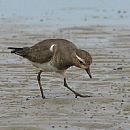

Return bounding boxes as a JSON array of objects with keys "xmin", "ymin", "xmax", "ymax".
[{"xmin": 72, "ymin": 49, "xmax": 92, "ymax": 78}]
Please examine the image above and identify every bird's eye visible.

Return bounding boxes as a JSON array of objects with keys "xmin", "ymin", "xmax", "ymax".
[{"xmin": 79, "ymin": 60, "xmax": 84, "ymax": 64}]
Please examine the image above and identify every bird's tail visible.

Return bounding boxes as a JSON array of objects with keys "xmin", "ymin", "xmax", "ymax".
[
  {"xmin": 8, "ymin": 47, "xmax": 23, "ymax": 53},
  {"xmin": 8, "ymin": 47, "xmax": 29, "ymax": 57}
]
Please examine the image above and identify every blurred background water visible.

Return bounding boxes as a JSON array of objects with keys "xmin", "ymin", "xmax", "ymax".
[{"xmin": 0, "ymin": 0, "xmax": 130, "ymax": 27}]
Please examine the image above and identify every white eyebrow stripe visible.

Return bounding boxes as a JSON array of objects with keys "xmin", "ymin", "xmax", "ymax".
[
  {"xmin": 76, "ymin": 54, "xmax": 85, "ymax": 64},
  {"xmin": 50, "ymin": 44, "xmax": 56, "ymax": 52}
]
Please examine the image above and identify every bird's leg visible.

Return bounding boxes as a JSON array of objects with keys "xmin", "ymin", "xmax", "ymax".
[
  {"xmin": 64, "ymin": 78, "xmax": 91, "ymax": 98},
  {"xmin": 37, "ymin": 70, "xmax": 46, "ymax": 99}
]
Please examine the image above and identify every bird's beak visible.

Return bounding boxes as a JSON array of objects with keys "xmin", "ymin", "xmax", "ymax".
[{"xmin": 85, "ymin": 67, "xmax": 92, "ymax": 79}]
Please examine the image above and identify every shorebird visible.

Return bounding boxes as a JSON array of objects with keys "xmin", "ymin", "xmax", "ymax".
[{"xmin": 8, "ymin": 39, "xmax": 92, "ymax": 99}]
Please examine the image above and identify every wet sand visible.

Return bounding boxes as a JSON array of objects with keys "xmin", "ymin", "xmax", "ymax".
[{"xmin": 0, "ymin": 22, "xmax": 130, "ymax": 130}]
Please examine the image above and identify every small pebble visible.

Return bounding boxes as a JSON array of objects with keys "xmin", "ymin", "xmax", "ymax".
[
  {"xmin": 65, "ymin": 126, "xmax": 68, "ymax": 128},
  {"xmin": 52, "ymin": 126, "xmax": 55, "ymax": 128}
]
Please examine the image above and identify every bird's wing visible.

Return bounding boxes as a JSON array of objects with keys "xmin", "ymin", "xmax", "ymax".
[{"xmin": 25, "ymin": 44, "xmax": 53, "ymax": 63}]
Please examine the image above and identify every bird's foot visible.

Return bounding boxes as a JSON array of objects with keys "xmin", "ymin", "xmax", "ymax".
[
  {"xmin": 74, "ymin": 92, "xmax": 92, "ymax": 98},
  {"xmin": 42, "ymin": 95, "xmax": 46, "ymax": 99}
]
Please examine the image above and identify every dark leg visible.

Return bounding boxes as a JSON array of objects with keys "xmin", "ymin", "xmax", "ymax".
[
  {"xmin": 37, "ymin": 70, "xmax": 45, "ymax": 99},
  {"xmin": 64, "ymin": 78, "xmax": 91, "ymax": 98}
]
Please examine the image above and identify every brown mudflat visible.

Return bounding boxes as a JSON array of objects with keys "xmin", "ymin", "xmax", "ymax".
[{"xmin": 0, "ymin": 22, "xmax": 130, "ymax": 130}]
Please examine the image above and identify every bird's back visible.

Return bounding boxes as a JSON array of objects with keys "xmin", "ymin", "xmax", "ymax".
[{"xmin": 31, "ymin": 39, "xmax": 77, "ymax": 51}]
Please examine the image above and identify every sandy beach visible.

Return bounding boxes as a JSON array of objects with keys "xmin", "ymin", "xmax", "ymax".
[
  {"xmin": 0, "ymin": 1, "xmax": 130, "ymax": 129},
  {"xmin": 0, "ymin": 19, "xmax": 129, "ymax": 130}
]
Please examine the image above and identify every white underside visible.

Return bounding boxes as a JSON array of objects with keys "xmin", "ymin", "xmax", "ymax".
[
  {"xmin": 30, "ymin": 61, "xmax": 67, "ymax": 79},
  {"xmin": 31, "ymin": 61, "xmax": 58, "ymax": 72},
  {"xmin": 31, "ymin": 61, "xmax": 66, "ymax": 78},
  {"xmin": 31, "ymin": 62, "xmax": 67, "ymax": 78}
]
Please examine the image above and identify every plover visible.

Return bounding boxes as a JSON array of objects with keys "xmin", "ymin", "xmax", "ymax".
[{"xmin": 8, "ymin": 39, "xmax": 92, "ymax": 98}]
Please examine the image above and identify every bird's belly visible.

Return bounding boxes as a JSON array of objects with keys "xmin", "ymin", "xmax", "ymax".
[{"xmin": 31, "ymin": 62, "xmax": 58, "ymax": 72}]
